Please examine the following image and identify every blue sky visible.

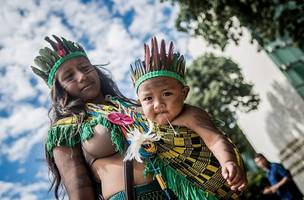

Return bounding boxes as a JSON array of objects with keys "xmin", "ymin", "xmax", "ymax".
[{"xmin": 0, "ymin": 0, "xmax": 192, "ymax": 199}]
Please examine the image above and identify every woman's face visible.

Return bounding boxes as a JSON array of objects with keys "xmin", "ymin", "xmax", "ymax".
[{"xmin": 56, "ymin": 56, "xmax": 104, "ymax": 103}]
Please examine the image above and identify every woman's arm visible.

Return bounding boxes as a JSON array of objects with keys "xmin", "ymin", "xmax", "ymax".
[{"xmin": 53, "ymin": 144, "xmax": 97, "ymax": 200}]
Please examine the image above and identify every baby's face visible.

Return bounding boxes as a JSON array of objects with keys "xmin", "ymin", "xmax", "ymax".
[{"xmin": 137, "ymin": 77, "xmax": 189, "ymax": 125}]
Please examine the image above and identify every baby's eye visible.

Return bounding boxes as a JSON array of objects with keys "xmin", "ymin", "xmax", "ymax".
[
  {"xmin": 163, "ymin": 92, "xmax": 172, "ymax": 97},
  {"xmin": 143, "ymin": 97, "xmax": 152, "ymax": 101}
]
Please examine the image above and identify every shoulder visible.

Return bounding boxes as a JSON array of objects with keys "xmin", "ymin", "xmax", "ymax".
[
  {"xmin": 271, "ymin": 163, "xmax": 290, "ymax": 175},
  {"xmin": 49, "ymin": 115, "xmax": 81, "ymax": 133},
  {"xmin": 182, "ymin": 104, "xmax": 211, "ymax": 119},
  {"xmin": 271, "ymin": 162, "xmax": 285, "ymax": 169},
  {"xmin": 47, "ymin": 115, "xmax": 82, "ymax": 156},
  {"xmin": 53, "ymin": 116, "xmax": 78, "ymax": 125}
]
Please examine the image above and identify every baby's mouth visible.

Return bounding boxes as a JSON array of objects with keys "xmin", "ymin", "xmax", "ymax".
[
  {"xmin": 158, "ymin": 113, "xmax": 178, "ymax": 135},
  {"xmin": 157, "ymin": 111, "xmax": 168, "ymax": 118}
]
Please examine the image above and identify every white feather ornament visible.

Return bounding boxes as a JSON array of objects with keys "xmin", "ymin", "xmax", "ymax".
[{"xmin": 124, "ymin": 120, "xmax": 160, "ymax": 163}]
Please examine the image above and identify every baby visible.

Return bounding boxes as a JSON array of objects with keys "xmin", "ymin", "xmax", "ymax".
[{"xmin": 130, "ymin": 37, "xmax": 247, "ymax": 194}]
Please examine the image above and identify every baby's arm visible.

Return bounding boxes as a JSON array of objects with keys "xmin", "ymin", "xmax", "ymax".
[{"xmin": 172, "ymin": 105, "xmax": 247, "ymax": 191}]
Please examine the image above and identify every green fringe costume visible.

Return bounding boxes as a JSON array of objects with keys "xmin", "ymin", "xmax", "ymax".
[
  {"xmin": 108, "ymin": 180, "xmax": 177, "ymax": 200},
  {"xmin": 47, "ymin": 96, "xmax": 242, "ymax": 200}
]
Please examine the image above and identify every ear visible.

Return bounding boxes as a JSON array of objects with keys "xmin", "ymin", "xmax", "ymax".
[
  {"xmin": 182, "ymin": 85, "xmax": 190, "ymax": 100},
  {"xmin": 137, "ymin": 98, "xmax": 142, "ymax": 105}
]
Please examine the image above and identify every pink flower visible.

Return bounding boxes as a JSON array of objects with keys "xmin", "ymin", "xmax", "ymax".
[{"xmin": 108, "ymin": 112, "xmax": 133, "ymax": 126}]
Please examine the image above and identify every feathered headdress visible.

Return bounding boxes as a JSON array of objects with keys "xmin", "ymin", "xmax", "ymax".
[
  {"xmin": 31, "ymin": 35, "xmax": 87, "ymax": 87},
  {"xmin": 131, "ymin": 37, "xmax": 186, "ymax": 93}
]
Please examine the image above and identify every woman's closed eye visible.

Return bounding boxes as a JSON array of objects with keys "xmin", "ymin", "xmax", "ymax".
[
  {"xmin": 63, "ymin": 74, "xmax": 74, "ymax": 82},
  {"xmin": 80, "ymin": 65, "xmax": 93, "ymax": 73}
]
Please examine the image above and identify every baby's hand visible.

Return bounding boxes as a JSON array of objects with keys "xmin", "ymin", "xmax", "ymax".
[{"xmin": 222, "ymin": 161, "xmax": 247, "ymax": 192}]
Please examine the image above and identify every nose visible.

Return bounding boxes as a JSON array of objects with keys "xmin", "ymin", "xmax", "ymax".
[
  {"xmin": 154, "ymin": 98, "xmax": 165, "ymax": 112},
  {"xmin": 76, "ymin": 71, "xmax": 87, "ymax": 83}
]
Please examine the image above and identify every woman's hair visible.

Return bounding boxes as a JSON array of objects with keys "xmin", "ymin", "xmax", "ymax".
[{"xmin": 46, "ymin": 65, "xmax": 136, "ymax": 199}]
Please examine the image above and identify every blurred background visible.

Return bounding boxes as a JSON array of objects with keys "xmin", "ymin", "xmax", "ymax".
[{"xmin": 0, "ymin": 0, "xmax": 303, "ymax": 199}]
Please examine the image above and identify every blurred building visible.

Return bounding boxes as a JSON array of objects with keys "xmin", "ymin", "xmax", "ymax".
[
  {"xmin": 187, "ymin": 0, "xmax": 304, "ymax": 190},
  {"xmin": 225, "ymin": 33, "xmax": 304, "ymax": 193},
  {"xmin": 264, "ymin": 39, "xmax": 304, "ymax": 191},
  {"xmin": 266, "ymin": 40, "xmax": 304, "ymax": 98},
  {"xmin": 189, "ymin": 24, "xmax": 304, "ymax": 192}
]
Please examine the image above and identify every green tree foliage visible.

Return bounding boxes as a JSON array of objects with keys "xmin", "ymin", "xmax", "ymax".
[
  {"xmin": 186, "ymin": 53, "xmax": 259, "ymax": 160},
  {"xmin": 163, "ymin": 0, "xmax": 304, "ymax": 50}
]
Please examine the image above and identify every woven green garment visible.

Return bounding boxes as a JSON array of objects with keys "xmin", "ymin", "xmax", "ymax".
[
  {"xmin": 152, "ymin": 126, "xmax": 242, "ymax": 200},
  {"xmin": 46, "ymin": 97, "xmax": 242, "ymax": 200}
]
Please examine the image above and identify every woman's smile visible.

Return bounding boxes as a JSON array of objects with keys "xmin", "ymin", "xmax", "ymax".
[{"xmin": 82, "ymin": 83, "xmax": 93, "ymax": 91}]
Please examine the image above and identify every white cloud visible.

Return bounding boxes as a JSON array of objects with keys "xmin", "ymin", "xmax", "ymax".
[
  {"xmin": 35, "ymin": 165, "xmax": 49, "ymax": 181},
  {"xmin": 4, "ymin": 124, "xmax": 48, "ymax": 162},
  {"xmin": 112, "ymin": 0, "xmax": 135, "ymax": 14},
  {"xmin": 0, "ymin": 105, "xmax": 48, "ymax": 138},
  {"xmin": 0, "ymin": 180, "xmax": 49, "ymax": 200},
  {"xmin": 0, "ymin": 105, "xmax": 48, "ymax": 162},
  {"xmin": 127, "ymin": 1, "xmax": 172, "ymax": 37},
  {"xmin": 17, "ymin": 168, "xmax": 26, "ymax": 174},
  {"xmin": 0, "ymin": 65, "xmax": 37, "ymax": 102}
]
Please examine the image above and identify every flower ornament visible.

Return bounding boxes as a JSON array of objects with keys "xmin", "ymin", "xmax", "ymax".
[{"xmin": 108, "ymin": 112, "xmax": 133, "ymax": 126}]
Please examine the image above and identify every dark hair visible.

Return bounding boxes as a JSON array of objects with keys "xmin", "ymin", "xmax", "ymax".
[
  {"xmin": 46, "ymin": 65, "xmax": 135, "ymax": 199},
  {"xmin": 254, "ymin": 153, "xmax": 266, "ymax": 159}
]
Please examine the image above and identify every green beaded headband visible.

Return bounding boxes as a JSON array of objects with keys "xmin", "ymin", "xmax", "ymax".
[
  {"xmin": 31, "ymin": 35, "xmax": 87, "ymax": 88},
  {"xmin": 131, "ymin": 37, "xmax": 186, "ymax": 93},
  {"xmin": 47, "ymin": 51, "xmax": 87, "ymax": 87},
  {"xmin": 134, "ymin": 70, "xmax": 186, "ymax": 92}
]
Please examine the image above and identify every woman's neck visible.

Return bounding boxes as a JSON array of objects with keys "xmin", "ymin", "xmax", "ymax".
[{"xmin": 90, "ymin": 94, "xmax": 106, "ymax": 104}]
